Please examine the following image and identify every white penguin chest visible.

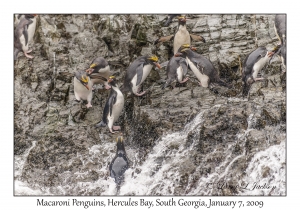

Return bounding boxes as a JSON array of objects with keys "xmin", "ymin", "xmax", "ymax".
[
  {"xmin": 74, "ymin": 77, "xmax": 92, "ymax": 100},
  {"xmin": 20, "ymin": 18, "xmax": 36, "ymax": 50},
  {"xmin": 252, "ymin": 55, "xmax": 269, "ymax": 79},
  {"xmin": 131, "ymin": 64, "xmax": 152, "ymax": 93},
  {"xmin": 176, "ymin": 66, "xmax": 184, "ymax": 82},
  {"xmin": 174, "ymin": 26, "xmax": 190, "ymax": 54},
  {"xmin": 186, "ymin": 57, "xmax": 209, "ymax": 87}
]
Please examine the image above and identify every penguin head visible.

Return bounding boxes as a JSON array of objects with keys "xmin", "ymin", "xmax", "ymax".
[
  {"xmin": 75, "ymin": 71, "xmax": 90, "ymax": 90},
  {"xmin": 86, "ymin": 57, "xmax": 108, "ymax": 74},
  {"xmin": 175, "ymin": 44, "xmax": 197, "ymax": 57},
  {"xmin": 177, "ymin": 15, "xmax": 187, "ymax": 25},
  {"xmin": 267, "ymin": 45, "xmax": 281, "ymax": 58},
  {"xmin": 147, "ymin": 55, "xmax": 161, "ymax": 69},
  {"xmin": 116, "ymin": 136, "xmax": 126, "ymax": 153},
  {"xmin": 108, "ymin": 75, "xmax": 117, "ymax": 87}
]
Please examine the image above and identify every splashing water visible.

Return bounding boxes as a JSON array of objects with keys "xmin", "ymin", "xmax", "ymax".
[{"xmin": 14, "ymin": 105, "xmax": 285, "ymax": 196}]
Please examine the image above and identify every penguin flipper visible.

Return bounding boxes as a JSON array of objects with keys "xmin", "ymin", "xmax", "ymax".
[
  {"xmin": 159, "ymin": 60, "xmax": 169, "ymax": 69},
  {"xmin": 154, "ymin": 35, "xmax": 174, "ymax": 45},
  {"xmin": 179, "ymin": 58, "xmax": 188, "ymax": 76},
  {"xmin": 89, "ymin": 74, "xmax": 108, "ymax": 81},
  {"xmin": 23, "ymin": 25, "xmax": 29, "ymax": 46},
  {"xmin": 109, "ymin": 95, "xmax": 117, "ymax": 117},
  {"xmin": 23, "ymin": 19, "xmax": 33, "ymax": 46},
  {"xmin": 190, "ymin": 34, "xmax": 206, "ymax": 43},
  {"xmin": 136, "ymin": 63, "xmax": 144, "ymax": 86}
]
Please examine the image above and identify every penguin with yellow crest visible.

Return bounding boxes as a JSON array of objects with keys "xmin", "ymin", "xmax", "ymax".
[
  {"xmin": 155, "ymin": 15, "xmax": 205, "ymax": 55},
  {"xmin": 109, "ymin": 136, "xmax": 129, "ymax": 186},
  {"xmin": 86, "ymin": 57, "xmax": 112, "ymax": 89},
  {"xmin": 74, "ymin": 70, "xmax": 93, "ymax": 108},
  {"xmin": 123, "ymin": 55, "xmax": 161, "ymax": 96}
]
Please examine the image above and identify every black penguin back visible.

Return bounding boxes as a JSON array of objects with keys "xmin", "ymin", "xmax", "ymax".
[
  {"xmin": 102, "ymin": 88, "xmax": 118, "ymax": 124},
  {"xmin": 123, "ymin": 56, "xmax": 148, "ymax": 92},
  {"xmin": 275, "ymin": 14, "xmax": 286, "ymax": 44},
  {"xmin": 242, "ymin": 47, "xmax": 268, "ymax": 82},
  {"xmin": 186, "ymin": 50, "xmax": 219, "ymax": 81},
  {"xmin": 162, "ymin": 56, "xmax": 187, "ymax": 89},
  {"xmin": 109, "ymin": 138, "xmax": 129, "ymax": 186}
]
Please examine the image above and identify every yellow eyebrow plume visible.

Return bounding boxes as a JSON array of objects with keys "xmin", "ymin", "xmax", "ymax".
[
  {"xmin": 81, "ymin": 75, "xmax": 88, "ymax": 83},
  {"xmin": 90, "ymin": 63, "xmax": 97, "ymax": 68},
  {"xmin": 148, "ymin": 55, "xmax": 158, "ymax": 62}
]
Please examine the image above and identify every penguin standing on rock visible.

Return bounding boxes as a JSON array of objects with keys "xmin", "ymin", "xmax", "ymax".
[
  {"xmin": 85, "ymin": 57, "xmax": 112, "ymax": 89},
  {"xmin": 96, "ymin": 76, "xmax": 124, "ymax": 133},
  {"xmin": 273, "ymin": 14, "xmax": 286, "ymax": 69},
  {"xmin": 162, "ymin": 56, "xmax": 189, "ymax": 89},
  {"xmin": 109, "ymin": 136, "xmax": 129, "ymax": 186},
  {"xmin": 14, "ymin": 14, "xmax": 37, "ymax": 60},
  {"xmin": 74, "ymin": 70, "xmax": 93, "ymax": 108},
  {"xmin": 123, "ymin": 55, "xmax": 161, "ymax": 96},
  {"xmin": 242, "ymin": 46, "xmax": 279, "ymax": 96},
  {"xmin": 175, "ymin": 44, "xmax": 231, "ymax": 88},
  {"xmin": 155, "ymin": 15, "xmax": 206, "ymax": 55}
]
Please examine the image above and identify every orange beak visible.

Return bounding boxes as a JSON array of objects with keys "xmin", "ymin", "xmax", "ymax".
[
  {"xmin": 84, "ymin": 84, "xmax": 89, "ymax": 90},
  {"xmin": 267, "ymin": 51, "xmax": 275, "ymax": 57},
  {"xmin": 191, "ymin": 47, "xmax": 197, "ymax": 51},
  {"xmin": 174, "ymin": 53, "xmax": 183, "ymax": 57},
  {"xmin": 86, "ymin": 68, "xmax": 94, "ymax": 74},
  {"xmin": 154, "ymin": 62, "xmax": 161, "ymax": 69}
]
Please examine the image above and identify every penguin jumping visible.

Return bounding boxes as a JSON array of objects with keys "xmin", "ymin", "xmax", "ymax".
[
  {"xmin": 123, "ymin": 55, "xmax": 161, "ymax": 96},
  {"xmin": 85, "ymin": 57, "xmax": 112, "ymax": 89},
  {"xmin": 74, "ymin": 70, "xmax": 94, "ymax": 108},
  {"xmin": 14, "ymin": 14, "xmax": 37, "ymax": 60},
  {"xmin": 273, "ymin": 14, "xmax": 286, "ymax": 69},
  {"xmin": 155, "ymin": 15, "xmax": 206, "ymax": 55},
  {"xmin": 96, "ymin": 76, "xmax": 124, "ymax": 133},
  {"xmin": 175, "ymin": 44, "xmax": 231, "ymax": 88},
  {"xmin": 109, "ymin": 136, "xmax": 129, "ymax": 186},
  {"xmin": 242, "ymin": 46, "xmax": 279, "ymax": 96}
]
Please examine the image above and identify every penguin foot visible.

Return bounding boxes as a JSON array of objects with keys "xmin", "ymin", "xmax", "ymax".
[
  {"xmin": 134, "ymin": 91, "xmax": 147, "ymax": 96},
  {"xmin": 86, "ymin": 103, "xmax": 92, "ymax": 108},
  {"xmin": 180, "ymin": 77, "xmax": 189, "ymax": 83},
  {"xmin": 24, "ymin": 52, "xmax": 34, "ymax": 59},
  {"xmin": 255, "ymin": 78, "xmax": 264, "ymax": 81},
  {"xmin": 26, "ymin": 49, "xmax": 32, "ymax": 53},
  {"xmin": 113, "ymin": 126, "xmax": 121, "ymax": 131},
  {"xmin": 198, "ymin": 81, "xmax": 202, "ymax": 86},
  {"xmin": 95, "ymin": 121, "xmax": 106, "ymax": 128},
  {"xmin": 105, "ymin": 85, "xmax": 111, "ymax": 90},
  {"xmin": 86, "ymin": 68, "xmax": 94, "ymax": 74},
  {"xmin": 109, "ymin": 127, "xmax": 120, "ymax": 134}
]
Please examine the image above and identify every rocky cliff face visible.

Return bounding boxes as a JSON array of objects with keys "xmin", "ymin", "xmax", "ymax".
[{"xmin": 14, "ymin": 14, "xmax": 286, "ymax": 195}]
